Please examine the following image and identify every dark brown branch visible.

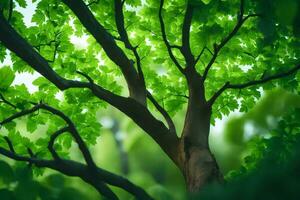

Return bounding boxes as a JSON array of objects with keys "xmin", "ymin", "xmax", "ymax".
[
  {"xmin": 202, "ymin": 0, "xmax": 260, "ymax": 80},
  {"xmin": 0, "ymin": 102, "xmax": 96, "ymax": 168},
  {"xmin": 243, "ymin": 51, "xmax": 257, "ymax": 59},
  {"xmin": 38, "ymin": 103, "xmax": 97, "ymax": 169},
  {"xmin": 114, "ymin": 0, "xmax": 146, "ymax": 90},
  {"xmin": 27, "ymin": 147, "xmax": 34, "ymax": 158},
  {"xmin": 170, "ymin": 45, "xmax": 182, "ymax": 50},
  {"xmin": 74, "ymin": 71, "xmax": 179, "ymax": 160},
  {"xmin": 0, "ymin": 9, "xmax": 179, "ymax": 165},
  {"xmin": 207, "ymin": 82, "xmax": 229, "ymax": 105},
  {"xmin": 147, "ymin": 91, "xmax": 176, "ymax": 134},
  {"xmin": 228, "ymin": 64, "xmax": 300, "ymax": 88},
  {"xmin": 208, "ymin": 63, "xmax": 300, "ymax": 105},
  {"xmin": 0, "ymin": 146, "xmax": 153, "ymax": 199},
  {"xmin": 61, "ymin": 0, "xmax": 145, "ymax": 103},
  {"xmin": 49, "ymin": 42, "xmax": 59, "ymax": 63},
  {"xmin": 0, "ymin": 107, "xmax": 151, "ymax": 198},
  {"xmin": 76, "ymin": 70, "xmax": 94, "ymax": 84},
  {"xmin": 0, "ymin": 13, "xmax": 69, "ymax": 89},
  {"xmin": 48, "ymin": 126, "xmax": 69, "ymax": 160},
  {"xmin": 92, "ymin": 182, "xmax": 119, "ymax": 200},
  {"xmin": 158, "ymin": 0, "xmax": 185, "ymax": 74},
  {"xmin": 181, "ymin": 3, "xmax": 195, "ymax": 67},
  {"xmin": 195, "ymin": 46, "xmax": 213, "ymax": 64},
  {"xmin": 0, "ymin": 104, "xmax": 40, "ymax": 126},
  {"xmin": 0, "ymin": 146, "xmax": 119, "ymax": 200},
  {"xmin": 113, "ymin": 0, "xmax": 133, "ymax": 50},
  {"xmin": 172, "ymin": 94, "xmax": 189, "ymax": 99},
  {"xmin": 3, "ymin": 136, "xmax": 15, "ymax": 153},
  {"xmin": 0, "ymin": 146, "xmax": 42, "ymax": 164}
]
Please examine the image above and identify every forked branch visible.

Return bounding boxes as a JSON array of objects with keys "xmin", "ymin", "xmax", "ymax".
[
  {"xmin": 0, "ymin": 144, "xmax": 150, "ymax": 200},
  {"xmin": 0, "ymin": 103, "xmax": 153, "ymax": 199},
  {"xmin": 114, "ymin": 0, "xmax": 145, "ymax": 88},
  {"xmin": 61, "ymin": 0, "xmax": 146, "ymax": 102},
  {"xmin": 0, "ymin": 13, "xmax": 178, "ymax": 162},
  {"xmin": 181, "ymin": 3, "xmax": 195, "ymax": 67},
  {"xmin": 48, "ymin": 126, "xmax": 69, "ymax": 160},
  {"xmin": 0, "ymin": 102, "xmax": 96, "ymax": 168},
  {"xmin": 202, "ymin": 0, "xmax": 260, "ymax": 80},
  {"xmin": 195, "ymin": 46, "xmax": 213, "ymax": 64},
  {"xmin": 208, "ymin": 63, "xmax": 300, "ymax": 105},
  {"xmin": 147, "ymin": 91, "xmax": 176, "ymax": 134},
  {"xmin": 159, "ymin": 0, "xmax": 185, "ymax": 74}
]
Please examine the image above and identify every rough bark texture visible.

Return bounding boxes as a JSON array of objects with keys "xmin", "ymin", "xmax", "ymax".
[
  {"xmin": 181, "ymin": 145, "xmax": 223, "ymax": 192},
  {"xmin": 176, "ymin": 68, "xmax": 223, "ymax": 192}
]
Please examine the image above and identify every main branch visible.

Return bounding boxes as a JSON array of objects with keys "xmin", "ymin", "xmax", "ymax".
[
  {"xmin": 114, "ymin": 0, "xmax": 145, "ymax": 85},
  {"xmin": 181, "ymin": 3, "xmax": 195, "ymax": 68},
  {"xmin": 0, "ymin": 12, "xmax": 179, "ymax": 164},
  {"xmin": 61, "ymin": 0, "xmax": 146, "ymax": 104}
]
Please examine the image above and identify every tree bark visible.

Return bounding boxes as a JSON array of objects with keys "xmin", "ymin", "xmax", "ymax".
[
  {"xmin": 177, "ymin": 68, "xmax": 223, "ymax": 192},
  {"xmin": 179, "ymin": 109, "xmax": 223, "ymax": 192},
  {"xmin": 179, "ymin": 128, "xmax": 223, "ymax": 192}
]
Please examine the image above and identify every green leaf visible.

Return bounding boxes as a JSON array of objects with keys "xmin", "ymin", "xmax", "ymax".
[
  {"xmin": 201, "ymin": 0, "xmax": 212, "ymax": 5},
  {"xmin": 0, "ymin": 66, "xmax": 15, "ymax": 90},
  {"xmin": 27, "ymin": 118, "xmax": 38, "ymax": 133},
  {"xmin": 16, "ymin": 0, "xmax": 27, "ymax": 8}
]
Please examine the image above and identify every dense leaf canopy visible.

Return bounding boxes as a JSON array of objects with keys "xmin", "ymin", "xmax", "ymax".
[{"xmin": 0, "ymin": 0, "xmax": 299, "ymax": 123}]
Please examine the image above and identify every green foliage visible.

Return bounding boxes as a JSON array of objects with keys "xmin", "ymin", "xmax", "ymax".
[
  {"xmin": 0, "ymin": 162, "xmax": 87, "ymax": 200},
  {"xmin": 0, "ymin": 67, "xmax": 15, "ymax": 90},
  {"xmin": 0, "ymin": 0, "xmax": 300, "ymax": 199},
  {"xmin": 1, "ymin": 0, "xmax": 299, "ymax": 124},
  {"xmin": 196, "ymin": 109, "xmax": 300, "ymax": 200},
  {"xmin": 211, "ymin": 89, "xmax": 300, "ymax": 174}
]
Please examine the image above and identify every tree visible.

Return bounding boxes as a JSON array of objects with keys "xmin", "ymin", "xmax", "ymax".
[{"xmin": 0, "ymin": 0, "xmax": 299, "ymax": 199}]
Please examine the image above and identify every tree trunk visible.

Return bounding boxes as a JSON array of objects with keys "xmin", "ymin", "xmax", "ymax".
[
  {"xmin": 179, "ymin": 142, "xmax": 223, "ymax": 192},
  {"xmin": 178, "ymin": 69, "xmax": 224, "ymax": 192},
  {"xmin": 178, "ymin": 107, "xmax": 223, "ymax": 192}
]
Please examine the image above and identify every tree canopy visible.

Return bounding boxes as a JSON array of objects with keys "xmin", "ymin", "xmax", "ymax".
[{"xmin": 0, "ymin": 0, "xmax": 299, "ymax": 199}]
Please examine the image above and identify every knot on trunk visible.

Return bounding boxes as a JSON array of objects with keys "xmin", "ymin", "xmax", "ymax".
[{"xmin": 182, "ymin": 137, "xmax": 223, "ymax": 193}]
